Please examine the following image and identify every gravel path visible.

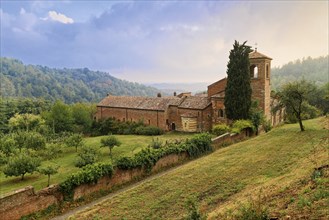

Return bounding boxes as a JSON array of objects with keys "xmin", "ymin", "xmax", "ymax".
[{"xmin": 51, "ymin": 163, "xmax": 189, "ymax": 220}]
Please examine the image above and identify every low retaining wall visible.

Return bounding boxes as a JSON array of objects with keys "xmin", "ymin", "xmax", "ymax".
[
  {"xmin": 0, "ymin": 153, "xmax": 189, "ymax": 220},
  {"xmin": 0, "ymin": 131, "xmax": 249, "ymax": 220},
  {"xmin": 212, "ymin": 129, "xmax": 250, "ymax": 148},
  {"xmin": 0, "ymin": 185, "xmax": 62, "ymax": 220},
  {"xmin": 73, "ymin": 153, "xmax": 188, "ymax": 200}
]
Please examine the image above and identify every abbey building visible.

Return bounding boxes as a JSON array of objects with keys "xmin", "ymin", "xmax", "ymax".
[{"xmin": 96, "ymin": 50, "xmax": 284, "ymax": 132}]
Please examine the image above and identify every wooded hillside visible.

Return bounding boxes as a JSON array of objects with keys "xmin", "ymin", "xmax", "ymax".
[
  {"xmin": 271, "ymin": 55, "xmax": 328, "ymax": 90},
  {"xmin": 0, "ymin": 57, "xmax": 162, "ymax": 103}
]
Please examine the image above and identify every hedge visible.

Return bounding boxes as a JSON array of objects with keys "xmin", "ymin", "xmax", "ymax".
[
  {"xmin": 116, "ymin": 133, "xmax": 212, "ymax": 172},
  {"xmin": 60, "ymin": 133, "xmax": 212, "ymax": 199},
  {"xmin": 59, "ymin": 162, "xmax": 114, "ymax": 200}
]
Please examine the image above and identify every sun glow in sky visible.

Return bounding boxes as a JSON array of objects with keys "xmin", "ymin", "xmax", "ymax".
[{"xmin": 1, "ymin": 1, "xmax": 328, "ymax": 83}]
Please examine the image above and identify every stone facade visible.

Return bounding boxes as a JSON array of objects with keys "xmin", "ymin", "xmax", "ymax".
[{"xmin": 96, "ymin": 50, "xmax": 282, "ymax": 131}]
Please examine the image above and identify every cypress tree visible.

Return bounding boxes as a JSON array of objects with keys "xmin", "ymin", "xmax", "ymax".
[{"xmin": 224, "ymin": 40, "xmax": 252, "ymax": 120}]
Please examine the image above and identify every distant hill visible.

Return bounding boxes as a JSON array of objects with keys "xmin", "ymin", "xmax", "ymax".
[
  {"xmin": 0, "ymin": 57, "xmax": 163, "ymax": 103},
  {"xmin": 271, "ymin": 55, "xmax": 328, "ymax": 90},
  {"xmin": 147, "ymin": 82, "xmax": 210, "ymax": 95}
]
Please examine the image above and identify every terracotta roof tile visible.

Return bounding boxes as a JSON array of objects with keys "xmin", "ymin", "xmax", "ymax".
[
  {"xmin": 97, "ymin": 96, "xmax": 181, "ymax": 111},
  {"xmin": 178, "ymin": 96, "xmax": 210, "ymax": 109},
  {"xmin": 249, "ymin": 51, "xmax": 272, "ymax": 60}
]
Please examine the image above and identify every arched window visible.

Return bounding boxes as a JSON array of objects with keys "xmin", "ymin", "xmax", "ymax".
[
  {"xmin": 218, "ymin": 109, "xmax": 224, "ymax": 118},
  {"xmin": 250, "ymin": 65, "xmax": 258, "ymax": 78}
]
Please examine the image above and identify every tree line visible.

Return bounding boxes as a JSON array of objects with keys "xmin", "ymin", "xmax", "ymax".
[
  {"xmin": 271, "ymin": 55, "xmax": 328, "ymax": 90},
  {"xmin": 1, "ymin": 57, "xmax": 163, "ymax": 103}
]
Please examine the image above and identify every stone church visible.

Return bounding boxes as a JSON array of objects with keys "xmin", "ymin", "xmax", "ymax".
[{"xmin": 96, "ymin": 50, "xmax": 284, "ymax": 132}]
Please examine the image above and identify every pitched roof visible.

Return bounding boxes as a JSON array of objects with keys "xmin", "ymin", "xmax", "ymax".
[
  {"xmin": 178, "ymin": 96, "xmax": 211, "ymax": 109},
  {"xmin": 249, "ymin": 51, "xmax": 272, "ymax": 60},
  {"xmin": 97, "ymin": 95, "xmax": 181, "ymax": 111}
]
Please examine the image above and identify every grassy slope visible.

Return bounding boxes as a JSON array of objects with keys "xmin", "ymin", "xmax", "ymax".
[
  {"xmin": 0, "ymin": 132, "xmax": 192, "ymax": 195},
  {"xmin": 70, "ymin": 118, "xmax": 329, "ymax": 220}
]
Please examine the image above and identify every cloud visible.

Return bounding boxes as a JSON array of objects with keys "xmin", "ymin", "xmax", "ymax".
[
  {"xmin": 1, "ymin": 1, "xmax": 328, "ymax": 83},
  {"xmin": 42, "ymin": 10, "xmax": 74, "ymax": 24}
]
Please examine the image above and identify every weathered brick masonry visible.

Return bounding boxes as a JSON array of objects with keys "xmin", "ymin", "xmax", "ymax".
[{"xmin": 96, "ymin": 50, "xmax": 282, "ymax": 130}]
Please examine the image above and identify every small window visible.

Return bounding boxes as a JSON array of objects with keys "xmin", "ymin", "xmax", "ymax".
[
  {"xmin": 148, "ymin": 119, "xmax": 151, "ymax": 125},
  {"xmin": 123, "ymin": 118, "xmax": 125, "ymax": 122},
  {"xmin": 266, "ymin": 64, "xmax": 269, "ymax": 78},
  {"xmin": 250, "ymin": 65, "xmax": 258, "ymax": 78},
  {"xmin": 218, "ymin": 109, "xmax": 224, "ymax": 118}
]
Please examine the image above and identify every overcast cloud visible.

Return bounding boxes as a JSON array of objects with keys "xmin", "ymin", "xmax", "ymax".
[{"xmin": 1, "ymin": 1, "xmax": 328, "ymax": 83}]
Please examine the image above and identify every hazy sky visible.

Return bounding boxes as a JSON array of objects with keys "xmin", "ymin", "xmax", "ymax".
[{"xmin": 1, "ymin": 1, "xmax": 328, "ymax": 83}]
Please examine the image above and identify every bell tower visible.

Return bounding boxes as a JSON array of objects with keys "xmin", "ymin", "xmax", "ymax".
[{"xmin": 249, "ymin": 49, "xmax": 272, "ymax": 120}]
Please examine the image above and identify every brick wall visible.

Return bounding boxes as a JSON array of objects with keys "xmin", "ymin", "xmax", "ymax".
[
  {"xmin": 250, "ymin": 59, "xmax": 271, "ymax": 119},
  {"xmin": 211, "ymin": 129, "xmax": 251, "ymax": 149},
  {"xmin": 207, "ymin": 78, "xmax": 227, "ymax": 97},
  {"xmin": 174, "ymin": 106, "xmax": 212, "ymax": 132},
  {"xmin": 0, "ymin": 185, "xmax": 62, "ymax": 220},
  {"xmin": 96, "ymin": 106, "xmax": 167, "ymax": 130}
]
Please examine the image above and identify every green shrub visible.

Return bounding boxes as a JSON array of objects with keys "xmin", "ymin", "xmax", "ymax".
[
  {"xmin": 135, "ymin": 126, "xmax": 164, "ymax": 136},
  {"xmin": 148, "ymin": 138, "xmax": 163, "ymax": 149},
  {"xmin": 212, "ymin": 124, "xmax": 230, "ymax": 136},
  {"xmin": 235, "ymin": 202, "xmax": 269, "ymax": 220},
  {"xmin": 59, "ymin": 162, "xmax": 114, "ymax": 200},
  {"xmin": 75, "ymin": 146, "xmax": 99, "ymax": 168},
  {"xmin": 116, "ymin": 156, "xmax": 138, "ymax": 170},
  {"xmin": 262, "ymin": 120, "xmax": 272, "ymax": 133},
  {"xmin": 231, "ymin": 120, "xmax": 254, "ymax": 134},
  {"xmin": 116, "ymin": 133, "xmax": 212, "ymax": 172},
  {"xmin": 186, "ymin": 133, "xmax": 212, "ymax": 158},
  {"xmin": 185, "ymin": 197, "xmax": 207, "ymax": 220}
]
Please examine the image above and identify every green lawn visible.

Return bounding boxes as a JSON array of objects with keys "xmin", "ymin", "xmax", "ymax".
[
  {"xmin": 70, "ymin": 118, "xmax": 329, "ymax": 220},
  {"xmin": 0, "ymin": 132, "xmax": 193, "ymax": 196}
]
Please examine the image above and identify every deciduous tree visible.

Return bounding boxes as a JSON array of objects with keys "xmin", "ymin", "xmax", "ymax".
[
  {"xmin": 4, "ymin": 153, "xmax": 41, "ymax": 180},
  {"xmin": 65, "ymin": 133, "xmax": 84, "ymax": 152},
  {"xmin": 280, "ymin": 80, "xmax": 316, "ymax": 131},
  {"xmin": 100, "ymin": 135, "xmax": 121, "ymax": 158},
  {"xmin": 38, "ymin": 164, "xmax": 59, "ymax": 186}
]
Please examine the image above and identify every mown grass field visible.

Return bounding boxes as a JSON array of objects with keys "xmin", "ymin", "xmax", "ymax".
[
  {"xmin": 70, "ymin": 118, "xmax": 329, "ymax": 220},
  {"xmin": 0, "ymin": 132, "xmax": 193, "ymax": 195}
]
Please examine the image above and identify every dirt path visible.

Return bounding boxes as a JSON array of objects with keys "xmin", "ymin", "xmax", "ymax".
[{"xmin": 51, "ymin": 163, "xmax": 190, "ymax": 220}]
